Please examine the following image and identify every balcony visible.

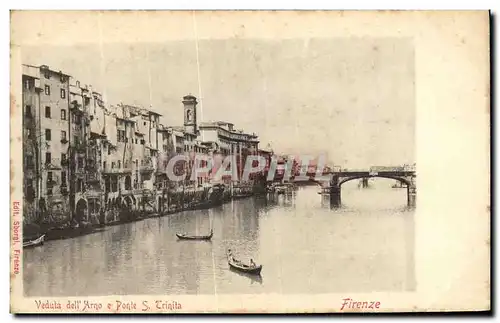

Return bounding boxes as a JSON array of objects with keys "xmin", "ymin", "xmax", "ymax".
[
  {"xmin": 139, "ymin": 161, "xmax": 155, "ymax": 173},
  {"xmin": 61, "ymin": 138, "xmax": 69, "ymax": 144},
  {"xmin": 85, "ymin": 173, "xmax": 100, "ymax": 183},
  {"xmin": 102, "ymin": 166, "xmax": 132, "ymax": 175},
  {"xmin": 84, "ymin": 190, "xmax": 102, "ymax": 198},
  {"xmin": 46, "ymin": 179, "xmax": 57, "ymax": 187}
]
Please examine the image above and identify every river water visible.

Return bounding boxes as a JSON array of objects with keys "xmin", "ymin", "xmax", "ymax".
[{"xmin": 24, "ymin": 181, "xmax": 415, "ymax": 296}]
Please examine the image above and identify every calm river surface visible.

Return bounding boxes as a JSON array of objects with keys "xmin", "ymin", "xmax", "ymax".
[{"xmin": 24, "ymin": 181, "xmax": 415, "ymax": 296}]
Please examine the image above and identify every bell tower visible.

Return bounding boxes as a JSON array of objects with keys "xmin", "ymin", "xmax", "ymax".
[{"xmin": 183, "ymin": 94, "xmax": 198, "ymax": 134}]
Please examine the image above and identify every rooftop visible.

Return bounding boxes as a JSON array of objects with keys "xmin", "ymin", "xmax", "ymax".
[
  {"xmin": 199, "ymin": 121, "xmax": 234, "ymax": 127},
  {"xmin": 22, "ymin": 64, "xmax": 72, "ymax": 77}
]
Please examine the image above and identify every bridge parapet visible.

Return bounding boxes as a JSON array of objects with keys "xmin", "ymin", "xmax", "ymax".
[{"xmin": 326, "ymin": 168, "xmax": 416, "ymax": 208}]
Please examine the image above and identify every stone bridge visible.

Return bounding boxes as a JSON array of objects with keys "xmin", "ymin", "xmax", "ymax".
[{"xmin": 316, "ymin": 168, "xmax": 417, "ymax": 208}]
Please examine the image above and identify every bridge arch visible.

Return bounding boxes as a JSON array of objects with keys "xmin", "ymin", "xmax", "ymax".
[{"xmin": 338, "ymin": 175, "xmax": 411, "ymax": 187}]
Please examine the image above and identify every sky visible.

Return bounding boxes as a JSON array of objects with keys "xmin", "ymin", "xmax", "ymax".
[{"xmin": 21, "ymin": 37, "xmax": 415, "ymax": 169}]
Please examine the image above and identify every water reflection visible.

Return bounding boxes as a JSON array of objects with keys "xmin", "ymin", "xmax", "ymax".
[
  {"xmin": 24, "ymin": 183, "xmax": 414, "ymax": 296},
  {"xmin": 229, "ymin": 266, "xmax": 264, "ymax": 285}
]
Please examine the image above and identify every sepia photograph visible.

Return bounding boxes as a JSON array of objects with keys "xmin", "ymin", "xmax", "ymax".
[{"xmin": 9, "ymin": 10, "xmax": 490, "ymax": 313}]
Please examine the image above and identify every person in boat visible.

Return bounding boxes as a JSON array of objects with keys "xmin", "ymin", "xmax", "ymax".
[
  {"xmin": 228, "ymin": 249, "xmax": 237, "ymax": 263},
  {"xmin": 250, "ymin": 259, "xmax": 256, "ymax": 268}
]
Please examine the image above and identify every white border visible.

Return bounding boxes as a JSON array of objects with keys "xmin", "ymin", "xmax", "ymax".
[{"xmin": 3, "ymin": 1, "xmax": 497, "ymax": 322}]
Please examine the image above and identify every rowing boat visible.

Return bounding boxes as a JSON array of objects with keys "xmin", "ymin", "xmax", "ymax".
[
  {"xmin": 176, "ymin": 230, "xmax": 213, "ymax": 241},
  {"xmin": 227, "ymin": 253, "xmax": 262, "ymax": 275},
  {"xmin": 23, "ymin": 234, "xmax": 45, "ymax": 248}
]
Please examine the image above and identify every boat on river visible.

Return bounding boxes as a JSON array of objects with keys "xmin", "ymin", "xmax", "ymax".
[
  {"xmin": 268, "ymin": 182, "xmax": 296, "ymax": 195},
  {"xmin": 227, "ymin": 251, "xmax": 262, "ymax": 275},
  {"xmin": 318, "ymin": 187, "xmax": 331, "ymax": 195},
  {"xmin": 176, "ymin": 229, "xmax": 213, "ymax": 241},
  {"xmin": 23, "ymin": 234, "xmax": 45, "ymax": 248}
]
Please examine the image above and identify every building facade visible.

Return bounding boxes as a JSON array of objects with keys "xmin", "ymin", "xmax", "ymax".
[
  {"xmin": 22, "ymin": 64, "xmax": 267, "ymax": 227},
  {"xmin": 22, "ymin": 64, "xmax": 72, "ymax": 225},
  {"xmin": 199, "ymin": 121, "xmax": 259, "ymax": 184}
]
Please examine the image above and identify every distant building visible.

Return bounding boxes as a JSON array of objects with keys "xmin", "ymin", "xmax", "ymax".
[{"xmin": 199, "ymin": 120, "xmax": 259, "ymax": 183}]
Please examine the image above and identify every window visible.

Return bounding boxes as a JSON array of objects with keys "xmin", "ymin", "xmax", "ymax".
[
  {"xmin": 43, "ymin": 70, "xmax": 50, "ymax": 79},
  {"xmin": 103, "ymin": 161, "xmax": 107, "ymax": 170},
  {"xmin": 77, "ymin": 157, "xmax": 84, "ymax": 169},
  {"xmin": 45, "ymin": 152, "xmax": 51, "ymax": 164},
  {"xmin": 61, "ymin": 130, "xmax": 67, "ymax": 141},
  {"xmin": 61, "ymin": 153, "xmax": 67, "ymax": 164},
  {"xmin": 47, "ymin": 188, "xmax": 53, "ymax": 195},
  {"xmin": 61, "ymin": 171, "xmax": 66, "ymax": 186},
  {"xmin": 44, "ymin": 84, "xmax": 50, "ymax": 95},
  {"xmin": 26, "ymin": 155, "xmax": 34, "ymax": 168},
  {"xmin": 25, "ymin": 179, "xmax": 35, "ymax": 200},
  {"xmin": 118, "ymin": 160, "xmax": 121, "ymax": 168},
  {"xmin": 76, "ymin": 179, "xmax": 82, "ymax": 193},
  {"xmin": 111, "ymin": 162, "xmax": 115, "ymax": 169},
  {"xmin": 45, "ymin": 106, "xmax": 51, "ymax": 118},
  {"xmin": 111, "ymin": 178, "xmax": 118, "ymax": 192},
  {"xmin": 26, "ymin": 128, "xmax": 32, "ymax": 138},
  {"xmin": 117, "ymin": 130, "xmax": 127, "ymax": 143},
  {"xmin": 47, "ymin": 171, "xmax": 53, "ymax": 181},
  {"xmin": 61, "ymin": 109, "xmax": 66, "ymax": 120},
  {"xmin": 125, "ymin": 176, "xmax": 132, "ymax": 190},
  {"xmin": 45, "ymin": 129, "xmax": 51, "ymax": 141},
  {"xmin": 74, "ymin": 136, "xmax": 79, "ymax": 145},
  {"xmin": 25, "ymin": 105, "xmax": 32, "ymax": 118},
  {"xmin": 60, "ymin": 89, "xmax": 66, "ymax": 99},
  {"xmin": 105, "ymin": 178, "xmax": 110, "ymax": 193},
  {"xmin": 24, "ymin": 78, "xmax": 34, "ymax": 90},
  {"xmin": 73, "ymin": 114, "xmax": 81, "ymax": 124}
]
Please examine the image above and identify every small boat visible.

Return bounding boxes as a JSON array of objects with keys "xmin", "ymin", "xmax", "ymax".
[
  {"xmin": 23, "ymin": 234, "xmax": 45, "ymax": 248},
  {"xmin": 318, "ymin": 187, "xmax": 331, "ymax": 195},
  {"xmin": 176, "ymin": 230, "xmax": 213, "ymax": 241},
  {"xmin": 227, "ymin": 252, "xmax": 262, "ymax": 275}
]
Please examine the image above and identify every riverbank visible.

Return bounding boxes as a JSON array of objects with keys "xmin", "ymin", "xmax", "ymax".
[{"xmin": 24, "ymin": 183, "xmax": 265, "ymax": 243}]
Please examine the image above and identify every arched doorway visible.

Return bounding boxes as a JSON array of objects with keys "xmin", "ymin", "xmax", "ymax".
[
  {"xmin": 75, "ymin": 198, "xmax": 88, "ymax": 222},
  {"xmin": 124, "ymin": 196, "xmax": 134, "ymax": 210}
]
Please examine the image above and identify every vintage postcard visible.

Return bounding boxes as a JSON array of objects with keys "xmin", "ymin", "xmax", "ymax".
[{"xmin": 9, "ymin": 10, "xmax": 490, "ymax": 313}]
